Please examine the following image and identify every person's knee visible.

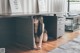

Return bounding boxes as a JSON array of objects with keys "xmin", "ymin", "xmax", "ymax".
[{"xmin": 42, "ymin": 32, "xmax": 48, "ymax": 42}]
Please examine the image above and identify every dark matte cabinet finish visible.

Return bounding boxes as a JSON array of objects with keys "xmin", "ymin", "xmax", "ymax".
[
  {"xmin": 0, "ymin": 17, "xmax": 16, "ymax": 48},
  {"xmin": 43, "ymin": 16, "xmax": 57, "ymax": 39},
  {"xmin": 16, "ymin": 16, "xmax": 34, "ymax": 49},
  {"xmin": 0, "ymin": 15, "xmax": 65, "ymax": 49},
  {"xmin": 0, "ymin": 16, "xmax": 34, "ymax": 49},
  {"xmin": 43, "ymin": 16, "xmax": 65, "ymax": 39}
]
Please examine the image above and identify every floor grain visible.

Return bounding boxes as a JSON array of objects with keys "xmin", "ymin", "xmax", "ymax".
[{"xmin": 7, "ymin": 30, "xmax": 80, "ymax": 53}]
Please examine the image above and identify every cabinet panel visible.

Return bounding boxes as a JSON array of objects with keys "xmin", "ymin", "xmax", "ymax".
[
  {"xmin": 16, "ymin": 16, "xmax": 34, "ymax": 49},
  {"xmin": 0, "ymin": 17, "xmax": 16, "ymax": 48},
  {"xmin": 43, "ymin": 16, "xmax": 57, "ymax": 39},
  {"xmin": 57, "ymin": 17, "xmax": 65, "ymax": 38}
]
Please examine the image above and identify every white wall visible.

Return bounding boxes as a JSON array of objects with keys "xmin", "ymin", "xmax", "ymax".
[
  {"xmin": 0, "ymin": 0, "xmax": 67, "ymax": 15},
  {"xmin": 0, "ymin": 0, "xmax": 2, "ymax": 14},
  {"xmin": 52, "ymin": 0, "xmax": 67, "ymax": 16},
  {"xmin": 0, "ymin": 0, "xmax": 9, "ymax": 15},
  {"xmin": 44, "ymin": 0, "xmax": 67, "ymax": 16},
  {"xmin": 78, "ymin": 16, "xmax": 80, "ymax": 24},
  {"xmin": 22, "ymin": 0, "xmax": 37, "ymax": 14}
]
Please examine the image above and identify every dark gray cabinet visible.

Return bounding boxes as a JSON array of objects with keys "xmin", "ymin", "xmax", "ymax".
[
  {"xmin": 16, "ymin": 16, "xmax": 34, "ymax": 49},
  {"xmin": 43, "ymin": 16, "xmax": 57, "ymax": 39},
  {"xmin": 43, "ymin": 16, "xmax": 65, "ymax": 39},
  {"xmin": 0, "ymin": 17, "xmax": 16, "ymax": 48},
  {"xmin": 0, "ymin": 16, "xmax": 34, "ymax": 49},
  {"xmin": 0, "ymin": 15, "xmax": 65, "ymax": 49}
]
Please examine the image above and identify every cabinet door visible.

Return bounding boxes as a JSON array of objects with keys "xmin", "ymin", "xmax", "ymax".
[
  {"xmin": 43, "ymin": 16, "xmax": 57, "ymax": 39},
  {"xmin": 16, "ymin": 16, "xmax": 34, "ymax": 49},
  {"xmin": 0, "ymin": 17, "xmax": 16, "ymax": 48}
]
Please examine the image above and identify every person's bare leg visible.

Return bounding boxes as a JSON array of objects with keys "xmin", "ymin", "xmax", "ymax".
[
  {"xmin": 42, "ymin": 33, "xmax": 48, "ymax": 42},
  {"xmin": 37, "ymin": 23, "xmax": 44, "ymax": 49},
  {"xmin": 33, "ymin": 37, "xmax": 37, "ymax": 49},
  {"xmin": 37, "ymin": 33, "xmax": 44, "ymax": 49},
  {"xmin": 35, "ymin": 35, "xmax": 39, "ymax": 43}
]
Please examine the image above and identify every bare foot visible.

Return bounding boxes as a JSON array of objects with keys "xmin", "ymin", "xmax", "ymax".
[
  {"xmin": 34, "ymin": 45, "xmax": 37, "ymax": 49},
  {"xmin": 37, "ymin": 45, "xmax": 42, "ymax": 49}
]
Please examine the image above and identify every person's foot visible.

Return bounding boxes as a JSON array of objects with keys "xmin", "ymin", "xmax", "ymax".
[
  {"xmin": 34, "ymin": 45, "xmax": 37, "ymax": 49},
  {"xmin": 37, "ymin": 45, "xmax": 42, "ymax": 50}
]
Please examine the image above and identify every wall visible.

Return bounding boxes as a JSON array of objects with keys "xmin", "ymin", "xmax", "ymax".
[
  {"xmin": 0, "ymin": 0, "xmax": 9, "ymax": 14},
  {"xmin": 38, "ymin": 0, "xmax": 67, "ymax": 15},
  {"xmin": 78, "ymin": 16, "xmax": 80, "ymax": 24},
  {"xmin": 0, "ymin": 0, "xmax": 67, "ymax": 15},
  {"xmin": 20, "ymin": 0, "xmax": 37, "ymax": 14},
  {"xmin": 0, "ymin": 0, "xmax": 2, "ymax": 14},
  {"xmin": 52, "ymin": 0, "xmax": 67, "ymax": 16}
]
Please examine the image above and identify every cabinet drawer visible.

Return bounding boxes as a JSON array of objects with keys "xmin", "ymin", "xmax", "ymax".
[
  {"xmin": 57, "ymin": 29, "xmax": 64, "ymax": 37},
  {"xmin": 57, "ymin": 21, "xmax": 64, "ymax": 25},
  {"xmin": 57, "ymin": 25, "xmax": 64, "ymax": 29},
  {"xmin": 58, "ymin": 18, "xmax": 63, "ymax": 21}
]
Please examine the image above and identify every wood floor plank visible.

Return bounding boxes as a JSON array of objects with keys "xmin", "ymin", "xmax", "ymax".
[{"xmin": 7, "ymin": 30, "xmax": 80, "ymax": 53}]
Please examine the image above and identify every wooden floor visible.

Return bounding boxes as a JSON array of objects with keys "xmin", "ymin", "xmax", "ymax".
[{"xmin": 6, "ymin": 30, "xmax": 80, "ymax": 53}]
